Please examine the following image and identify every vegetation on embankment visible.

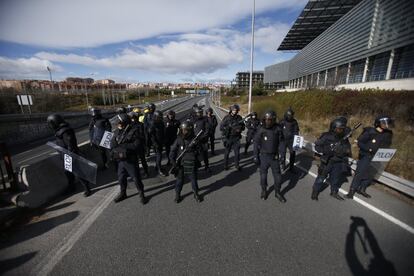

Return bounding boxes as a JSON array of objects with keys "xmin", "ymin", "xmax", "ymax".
[{"xmin": 219, "ymin": 89, "xmax": 414, "ymax": 181}]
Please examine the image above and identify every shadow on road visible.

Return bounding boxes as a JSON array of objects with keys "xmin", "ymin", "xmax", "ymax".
[
  {"xmin": 0, "ymin": 251, "xmax": 37, "ymax": 274},
  {"xmin": 0, "ymin": 211, "xmax": 79, "ymax": 251},
  {"xmin": 345, "ymin": 216, "xmax": 397, "ymax": 276},
  {"xmin": 280, "ymin": 152, "xmax": 314, "ymax": 197},
  {"xmin": 199, "ymin": 163, "xmax": 257, "ymax": 198}
]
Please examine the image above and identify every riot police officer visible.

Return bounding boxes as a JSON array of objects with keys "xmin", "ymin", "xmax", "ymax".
[
  {"xmin": 129, "ymin": 111, "xmax": 149, "ymax": 178},
  {"xmin": 164, "ymin": 110, "xmax": 180, "ymax": 166},
  {"xmin": 143, "ymin": 102, "xmax": 156, "ymax": 157},
  {"xmin": 170, "ymin": 121, "xmax": 202, "ymax": 203},
  {"xmin": 111, "ymin": 113, "xmax": 146, "ymax": 204},
  {"xmin": 88, "ymin": 108, "xmax": 111, "ymax": 169},
  {"xmin": 150, "ymin": 110, "xmax": 166, "ymax": 176},
  {"xmin": 311, "ymin": 118, "xmax": 352, "ymax": 201},
  {"xmin": 244, "ymin": 111, "xmax": 260, "ymax": 155},
  {"xmin": 345, "ymin": 115, "xmax": 393, "ymax": 199},
  {"xmin": 253, "ymin": 111, "xmax": 285, "ymax": 202},
  {"xmin": 220, "ymin": 104, "xmax": 245, "ymax": 171},
  {"xmin": 279, "ymin": 108, "xmax": 299, "ymax": 171},
  {"xmin": 206, "ymin": 107, "xmax": 218, "ymax": 155},
  {"xmin": 190, "ymin": 107, "xmax": 211, "ymax": 172},
  {"xmin": 47, "ymin": 114, "xmax": 92, "ymax": 197}
]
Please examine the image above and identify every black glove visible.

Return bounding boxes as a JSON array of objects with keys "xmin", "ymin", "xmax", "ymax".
[{"xmin": 254, "ymin": 157, "xmax": 260, "ymax": 166}]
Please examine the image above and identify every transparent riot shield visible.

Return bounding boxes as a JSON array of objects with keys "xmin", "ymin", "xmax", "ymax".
[
  {"xmin": 371, "ymin": 148, "xmax": 397, "ymax": 179},
  {"xmin": 47, "ymin": 142, "xmax": 98, "ymax": 184},
  {"xmin": 109, "ymin": 115, "xmax": 121, "ymax": 131}
]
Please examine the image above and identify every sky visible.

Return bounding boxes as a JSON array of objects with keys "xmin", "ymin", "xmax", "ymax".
[{"xmin": 0, "ymin": 0, "xmax": 306, "ymax": 83}]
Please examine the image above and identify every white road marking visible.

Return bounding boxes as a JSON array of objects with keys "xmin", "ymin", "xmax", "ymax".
[
  {"xmin": 211, "ymin": 98, "xmax": 414, "ymax": 235},
  {"xmin": 31, "ymin": 184, "xmax": 119, "ymax": 276}
]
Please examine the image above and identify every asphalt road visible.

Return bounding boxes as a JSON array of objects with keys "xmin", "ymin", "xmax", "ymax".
[{"xmin": 1, "ymin": 96, "xmax": 413, "ymax": 276}]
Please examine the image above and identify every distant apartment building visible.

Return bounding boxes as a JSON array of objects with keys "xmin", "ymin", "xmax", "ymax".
[
  {"xmin": 234, "ymin": 71, "xmax": 264, "ymax": 89},
  {"xmin": 95, "ymin": 79, "xmax": 115, "ymax": 85}
]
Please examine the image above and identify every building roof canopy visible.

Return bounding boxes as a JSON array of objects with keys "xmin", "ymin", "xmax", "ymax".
[{"xmin": 278, "ymin": 0, "xmax": 362, "ymax": 51}]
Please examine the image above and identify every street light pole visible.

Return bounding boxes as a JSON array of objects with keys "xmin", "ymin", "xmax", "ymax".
[
  {"xmin": 248, "ymin": 0, "xmax": 256, "ymax": 114},
  {"xmin": 47, "ymin": 66, "xmax": 53, "ymax": 91}
]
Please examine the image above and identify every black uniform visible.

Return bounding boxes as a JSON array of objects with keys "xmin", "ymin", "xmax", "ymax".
[
  {"xmin": 190, "ymin": 116, "xmax": 211, "ymax": 170},
  {"xmin": 149, "ymin": 119, "xmax": 165, "ymax": 174},
  {"xmin": 279, "ymin": 117, "xmax": 299, "ymax": 170},
  {"xmin": 111, "ymin": 124, "xmax": 146, "ymax": 203},
  {"xmin": 143, "ymin": 112, "xmax": 155, "ymax": 156},
  {"xmin": 55, "ymin": 123, "xmax": 92, "ymax": 195},
  {"xmin": 88, "ymin": 115, "xmax": 111, "ymax": 167},
  {"xmin": 312, "ymin": 131, "xmax": 351, "ymax": 199},
  {"xmin": 244, "ymin": 116, "xmax": 261, "ymax": 154},
  {"xmin": 206, "ymin": 114, "xmax": 218, "ymax": 155},
  {"xmin": 220, "ymin": 114, "xmax": 245, "ymax": 170},
  {"xmin": 164, "ymin": 117, "xmax": 180, "ymax": 165},
  {"xmin": 348, "ymin": 127, "xmax": 393, "ymax": 196},
  {"xmin": 131, "ymin": 120, "xmax": 149, "ymax": 176},
  {"xmin": 170, "ymin": 134, "xmax": 201, "ymax": 202},
  {"xmin": 253, "ymin": 125, "xmax": 284, "ymax": 201}
]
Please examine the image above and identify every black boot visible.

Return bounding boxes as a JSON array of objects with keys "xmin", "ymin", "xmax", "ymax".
[
  {"xmin": 235, "ymin": 165, "xmax": 242, "ymax": 171},
  {"xmin": 83, "ymin": 189, "xmax": 92, "ymax": 197},
  {"xmin": 357, "ymin": 187, "xmax": 371, "ymax": 198},
  {"xmin": 260, "ymin": 187, "xmax": 267, "ymax": 200},
  {"xmin": 330, "ymin": 192, "xmax": 344, "ymax": 200},
  {"xmin": 345, "ymin": 189, "xmax": 355, "ymax": 199},
  {"xmin": 311, "ymin": 189, "xmax": 319, "ymax": 201},
  {"xmin": 140, "ymin": 193, "xmax": 147, "ymax": 205},
  {"xmin": 174, "ymin": 192, "xmax": 181, "ymax": 203},
  {"xmin": 194, "ymin": 191, "xmax": 201, "ymax": 202},
  {"xmin": 114, "ymin": 191, "xmax": 127, "ymax": 203},
  {"xmin": 275, "ymin": 191, "xmax": 286, "ymax": 203}
]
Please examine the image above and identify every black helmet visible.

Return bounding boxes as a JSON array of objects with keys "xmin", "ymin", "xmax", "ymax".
[
  {"xmin": 147, "ymin": 103, "xmax": 156, "ymax": 112},
  {"xmin": 284, "ymin": 108, "xmax": 294, "ymax": 120},
  {"xmin": 263, "ymin": 110, "xmax": 276, "ymax": 128},
  {"xmin": 206, "ymin": 107, "xmax": 213, "ymax": 114},
  {"xmin": 251, "ymin": 111, "xmax": 258, "ymax": 118},
  {"xmin": 153, "ymin": 110, "xmax": 163, "ymax": 121},
  {"xmin": 230, "ymin": 104, "xmax": 240, "ymax": 112},
  {"xmin": 90, "ymin": 108, "xmax": 101, "ymax": 118},
  {"xmin": 194, "ymin": 107, "xmax": 203, "ymax": 117},
  {"xmin": 180, "ymin": 121, "xmax": 194, "ymax": 138},
  {"xmin": 331, "ymin": 118, "xmax": 346, "ymax": 131},
  {"xmin": 167, "ymin": 110, "xmax": 176, "ymax": 118},
  {"xmin": 47, "ymin": 114, "xmax": 65, "ymax": 131},
  {"xmin": 116, "ymin": 107, "xmax": 127, "ymax": 114},
  {"xmin": 117, "ymin": 113, "xmax": 130, "ymax": 127},
  {"xmin": 374, "ymin": 115, "xmax": 393, "ymax": 129}
]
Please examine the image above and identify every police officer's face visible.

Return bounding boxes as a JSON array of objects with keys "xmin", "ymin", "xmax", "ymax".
[
  {"xmin": 264, "ymin": 118, "xmax": 273, "ymax": 128},
  {"xmin": 379, "ymin": 119, "xmax": 391, "ymax": 130},
  {"xmin": 117, "ymin": 123, "xmax": 125, "ymax": 130},
  {"xmin": 335, "ymin": 127, "xmax": 344, "ymax": 135},
  {"xmin": 231, "ymin": 110, "xmax": 238, "ymax": 116},
  {"xmin": 182, "ymin": 128, "xmax": 189, "ymax": 137}
]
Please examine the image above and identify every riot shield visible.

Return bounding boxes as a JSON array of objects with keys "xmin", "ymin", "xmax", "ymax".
[
  {"xmin": 47, "ymin": 142, "xmax": 98, "ymax": 184},
  {"xmin": 109, "ymin": 115, "xmax": 121, "ymax": 131}
]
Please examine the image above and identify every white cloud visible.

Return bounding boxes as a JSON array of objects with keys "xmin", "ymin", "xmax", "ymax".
[
  {"xmin": 0, "ymin": 0, "xmax": 306, "ymax": 48},
  {"xmin": 0, "ymin": 56, "xmax": 62, "ymax": 79},
  {"xmin": 35, "ymin": 40, "xmax": 244, "ymax": 74}
]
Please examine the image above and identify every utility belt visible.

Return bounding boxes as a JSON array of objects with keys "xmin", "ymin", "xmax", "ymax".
[{"xmin": 111, "ymin": 147, "xmax": 132, "ymax": 161}]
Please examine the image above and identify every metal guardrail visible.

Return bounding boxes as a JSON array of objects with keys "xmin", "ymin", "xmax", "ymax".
[{"xmin": 211, "ymin": 100, "xmax": 414, "ymax": 198}]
